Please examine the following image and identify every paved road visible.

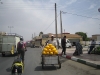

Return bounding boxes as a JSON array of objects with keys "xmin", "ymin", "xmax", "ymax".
[{"xmin": 0, "ymin": 48, "xmax": 99, "ymax": 75}]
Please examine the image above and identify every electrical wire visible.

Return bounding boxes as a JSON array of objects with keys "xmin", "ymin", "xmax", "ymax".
[
  {"xmin": 43, "ymin": 13, "xmax": 60, "ymax": 32},
  {"xmin": 0, "ymin": 1, "xmax": 98, "ymax": 16},
  {"xmin": 64, "ymin": 12, "xmax": 100, "ymax": 20}
]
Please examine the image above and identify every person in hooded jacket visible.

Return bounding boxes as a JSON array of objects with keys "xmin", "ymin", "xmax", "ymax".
[
  {"xmin": 17, "ymin": 37, "xmax": 26, "ymax": 64},
  {"xmin": 61, "ymin": 36, "xmax": 67, "ymax": 55}
]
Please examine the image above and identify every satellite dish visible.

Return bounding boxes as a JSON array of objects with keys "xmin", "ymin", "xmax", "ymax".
[{"xmin": 98, "ymin": 8, "xmax": 100, "ymax": 12}]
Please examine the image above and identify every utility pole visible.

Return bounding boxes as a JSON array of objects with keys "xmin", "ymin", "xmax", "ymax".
[
  {"xmin": 55, "ymin": 3, "xmax": 58, "ymax": 48},
  {"xmin": 60, "ymin": 11, "xmax": 63, "ymax": 39},
  {"xmin": 34, "ymin": 33, "xmax": 35, "ymax": 37},
  {"xmin": 32, "ymin": 34, "xmax": 33, "ymax": 39},
  {"xmin": 8, "ymin": 26, "xmax": 13, "ymax": 33},
  {"xmin": 64, "ymin": 29, "xmax": 65, "ymax": 36}
]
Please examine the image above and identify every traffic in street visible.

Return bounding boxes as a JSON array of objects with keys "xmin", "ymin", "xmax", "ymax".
[
  {"xmin": 0, "ymin": 47, "xmax": 99, "ymax": 75},
  {"xmin": 0, "ymin": 0, "xmax": 100, "ymax": 75}
]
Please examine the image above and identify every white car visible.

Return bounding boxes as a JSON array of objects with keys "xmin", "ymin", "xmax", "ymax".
[{"xmin": 58, "ymin": 38, "xmax": 72, "ymax": 48}]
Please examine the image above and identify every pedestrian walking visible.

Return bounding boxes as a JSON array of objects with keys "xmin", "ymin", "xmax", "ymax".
[
  {"xmin": 17, "ymin": 37, "xmax": 27, "ymax": 64},
  {"xmin": 61, "ymin": 36, "xmax": 67, "ymax": 55},
  {"xmin": 88, "ymin": 39, "xmax": 96, "ymax": 54}
]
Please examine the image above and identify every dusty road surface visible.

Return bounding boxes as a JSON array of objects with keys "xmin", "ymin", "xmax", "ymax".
[{"xmin": 0, "ymin": 47, "xmax": 99, "ymax": 75}]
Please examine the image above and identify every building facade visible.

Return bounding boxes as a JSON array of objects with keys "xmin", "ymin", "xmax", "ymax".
[
  {"xmin": 39, "ymin": 33, "xmax": 82, "ymax": 46},
  {"xmin": 92, "ymin": 34, "xmax": 100, "ymax": 41}
]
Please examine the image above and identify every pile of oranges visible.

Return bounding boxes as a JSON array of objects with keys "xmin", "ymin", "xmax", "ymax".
[{"xmin": 42, "ymin": 44, "xmax": 58, "ymax": 55}]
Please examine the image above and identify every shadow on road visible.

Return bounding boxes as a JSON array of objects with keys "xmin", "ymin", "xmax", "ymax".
[
  {"xmin": 59, "ymin": 56, "xmax": 68, "ymax": 63},
  {"xmin": 6, "ymin": 67, "xmax": 11, "ymax": 72},
  {"xmin": 34, "ymin": 66, "xmax": 57, "ymax": 71},
  {"xmin": 0, "ymin": 53, "xmax": 17, "ymax": 57}
]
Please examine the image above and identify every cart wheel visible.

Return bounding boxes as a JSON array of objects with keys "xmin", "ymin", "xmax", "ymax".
[
  {"xmin": 42, "ymin": 63, "xmax": 44, "ymax": 69},
  {"xmin": 18, "ymin": 73, "xmax": 22, "ymax": 75},
  {"xmin": 2, "ymin": 53, "xmax": 5, "ymax": 57},
  {"xmin": 58, "ymin": 62, "xmax": 61, "ymax": 69}
]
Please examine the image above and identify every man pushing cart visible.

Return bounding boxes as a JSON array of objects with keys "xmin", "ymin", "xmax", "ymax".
[{"xmin": 41, "ymin": 35, "xmax": 61, "ymax": 69}]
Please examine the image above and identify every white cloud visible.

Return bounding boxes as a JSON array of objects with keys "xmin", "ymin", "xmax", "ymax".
[
  {"xmin": 66, "ymin": 0, "xmax": 77, "ymax": 5},
  {"xmin": 0, "ymin": 0, "xmax": 100, "ymax": 41},
  {"xmin": 58, "ymin": 0, "xmax": 77, "ymax": 9},
  {"xmin": 64, "ymin": 15, "xmax": 100, "ymax": 37},
  {"xmin": 0, "ymin": 0, "xmax": 56, "ymax": 41},
  {"xmin": 89, "ymin": 4, "xmax": 96, "ymax": 9}
]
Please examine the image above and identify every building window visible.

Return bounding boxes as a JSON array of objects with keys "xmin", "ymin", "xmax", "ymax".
[{"xmin": 42, "ymin": 35, "xmax": 49, "ymax": 38}]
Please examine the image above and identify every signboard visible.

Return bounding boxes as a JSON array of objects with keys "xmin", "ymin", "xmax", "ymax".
[{"xmin": 42, "ymin": 34, "xmax": 49, "ymax": 38}]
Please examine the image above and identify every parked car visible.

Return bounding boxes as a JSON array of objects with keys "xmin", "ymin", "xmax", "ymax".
[{"xmin": 58, "ymin": 38, "xmax": 72, "ymax": 48}]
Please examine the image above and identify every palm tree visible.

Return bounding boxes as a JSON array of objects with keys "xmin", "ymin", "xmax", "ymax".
[{"xmin": 39, "ymin": 31, "xmax": 43, "ymax": 36}]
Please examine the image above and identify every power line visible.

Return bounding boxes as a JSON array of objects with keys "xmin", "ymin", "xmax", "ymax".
[
  {"xmin": 0, "ymin": 8, "xmax": 54, "ymax": 10},
  {"xmin": 64, "ymin": 12, "xmax": 100, "ymax": 20},
  {"xmin": 43, "ymin": 14, "xmax": 60, "ymax": 32},
  {"xmin": 0, "ymin": 2, "xmax": 98, "ymax": 16}
]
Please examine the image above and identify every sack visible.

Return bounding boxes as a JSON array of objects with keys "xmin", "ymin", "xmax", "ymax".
[{"xmin": 11, "ymin": 59, "xmax": 23, "ymax": 73}]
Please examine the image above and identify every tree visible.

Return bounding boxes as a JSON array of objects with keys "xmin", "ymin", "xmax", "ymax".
[
  {"xmin": 39, "ymin": 31, "xmax": 43, "ymax": 36},
  {"xmin": 75, "ymin": 32, "xmax": 87, "ymax": 41}
]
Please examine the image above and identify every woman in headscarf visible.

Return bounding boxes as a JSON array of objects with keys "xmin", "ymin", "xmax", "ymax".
[{"xmin": 73, "ymin": 42, "xmax": 83, "ymax": 56}]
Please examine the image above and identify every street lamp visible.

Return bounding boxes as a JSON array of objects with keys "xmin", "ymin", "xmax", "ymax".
[
  {"xmin": 60, "ymin": 11, "xmax": 67, "ymax": 39},
  {"xmin": 85, "ymin": 32, "xmax": 87, "ymax": 46},
  {"xmin": 60, "ymin": 11, "xmax": 63, "ymax": 39},
  {"xmin": 98, "ymin": 8, "xmax": 100, "ymax": 12},
  {"xmin": 8, "ymin": 26, "xmax": 13, "ymax": 33}
]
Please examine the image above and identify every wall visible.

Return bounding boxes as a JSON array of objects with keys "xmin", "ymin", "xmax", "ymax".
[
  {"xmin": 92, "ymin": 35, "xmax": 97, "ymax": 40},
  {"xmin": 80, "ymin": 41, "xmax": 91, "ymax": 46},
  {"xmin": 97, "ymin": 36, "xmax": 100, "ymax": 41},
  {"xmin": 80, "ymin": 41, "xmax": 100, "ymax": 46}
]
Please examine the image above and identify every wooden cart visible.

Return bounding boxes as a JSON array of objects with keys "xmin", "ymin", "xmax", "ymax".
[{"xmin": 41, "ymin": 54, "xmax": 61, "ymax": 69}]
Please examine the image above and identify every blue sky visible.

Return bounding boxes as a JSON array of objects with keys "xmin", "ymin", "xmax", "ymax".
[{"xmin": 0, "ymin": 0, "xmax": 100, "ymax": 41}]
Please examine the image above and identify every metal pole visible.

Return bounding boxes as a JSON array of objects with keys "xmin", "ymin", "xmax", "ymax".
[
  {"xmin": 60, "ymin": 11, "xmax": 63, "ymax": 39},
  {"xmin": 55, "ymin": 3, "xmax": 58, "ymax": 48},
  {"xmin": 64, "ymin": 29, "xmax": 65, "ymax": 36},
  {"xmin": 8, "ymin": 26, "xmax": 13, "ymax": 34},
  {"xmin": 34, "ymin": 33, "xmax": 35, "ymax": 38},
  {"xmin": 32, "ymin": 34, "xmax": 33, "ymax": 39},
  {"xmin": 10, "ymin": 27, "xmax": 11, "ymax": 33}
]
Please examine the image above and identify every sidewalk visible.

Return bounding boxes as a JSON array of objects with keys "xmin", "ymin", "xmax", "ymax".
[{"xmin": 58, "ymin": 47, "xmax": 100, "ymax": 69}]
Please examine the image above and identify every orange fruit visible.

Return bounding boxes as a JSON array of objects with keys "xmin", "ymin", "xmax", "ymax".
[
  {"xmin": 48, "ymin": 44, "xmax": 53, "ymax": 47},
  {"xmin": 48, "ymin": 49, "xmax": 51, "ymax": 52},
  {"xmin": 46, "ymin": 52, "xmax": 49, "ymax": 54},
  {"xmin": 43, "ymin": 48, "xmax": 47, "ymax": 52},
  {"xmin": 45, "ymin": 46, "xmax": 49, "ymax": 49},
  {"xmin": 52, "ymin": 48, "xmax": 56, "ymax": 52},
  {"xmin": 42, "ymin": 51, "xmax": 46, "ymax": 54},
  {"xmin": 54, "ymin": 50, "xmax": 58, "ymax": 54},
  {"xmin": 50, "ymin": 52, "xmax": 53, "ymax": 55},
  {"xmin": 51, "ymin": 46, "xmax": 55, "ymax": 49}
]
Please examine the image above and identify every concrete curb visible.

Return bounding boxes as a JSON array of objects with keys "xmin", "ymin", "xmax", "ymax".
[{"xmin": 60, "ymin": 55, "xmax": 100, "ymax": 69}]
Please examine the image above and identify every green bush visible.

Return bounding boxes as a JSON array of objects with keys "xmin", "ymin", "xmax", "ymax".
[{"xmin": 91, "ymin": 46, "xmax": 100, "ymax": 55}]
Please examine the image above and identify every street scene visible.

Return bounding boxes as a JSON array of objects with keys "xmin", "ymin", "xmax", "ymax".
[
  {"xmin": 0, "ymin": 0, "xmax": 100, "ymax": 75},
  {"xmin": 0, "ymin": 47, "xmax": 100, "ymax": 75}
]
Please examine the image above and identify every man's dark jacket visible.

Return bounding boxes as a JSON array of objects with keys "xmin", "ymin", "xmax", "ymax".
[{"xmin": 61, "ymin": 38, "xmax": 66, "ymax": 47}]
